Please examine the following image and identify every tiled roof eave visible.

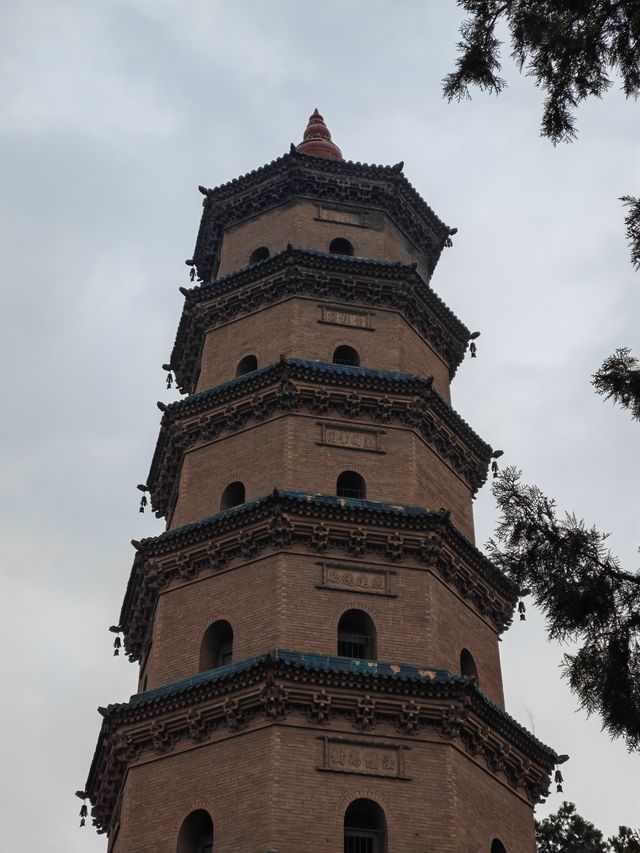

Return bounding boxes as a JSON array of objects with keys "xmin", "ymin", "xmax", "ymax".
[
  {"xmin": 191, "ymin": 153, "xmax": 454, "ymax": 293},
  {"xmin": 118, "ymin": 491, "xmax": 518, "ymax": 650},
  {"xmin": 168, "ymin": 247, "xmax": 471, "ymax": 392},
  {"xmin": 87, "ymin": 650, "xmax": 557, "ymax": 800}
]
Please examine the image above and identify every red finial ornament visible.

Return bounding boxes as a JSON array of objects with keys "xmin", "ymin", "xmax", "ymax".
[{"xmin": 296, "ymin": 108, "xmax": 343, "ymax": 160}]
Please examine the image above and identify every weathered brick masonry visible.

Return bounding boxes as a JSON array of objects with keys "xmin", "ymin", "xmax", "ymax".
[{"xmin": 84, "ymin": 110, "xmax": 557, "ymax": 852}]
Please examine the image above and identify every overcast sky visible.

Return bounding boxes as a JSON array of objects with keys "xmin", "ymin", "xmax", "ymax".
[{"xmin": 0, "ymin": 2, "xmax": 638, "ymax": 851}]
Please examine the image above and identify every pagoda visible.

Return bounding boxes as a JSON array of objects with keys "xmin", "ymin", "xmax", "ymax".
[{"xmin": 84, "ymin": 110, "xmax": 558, "ymax": 852}]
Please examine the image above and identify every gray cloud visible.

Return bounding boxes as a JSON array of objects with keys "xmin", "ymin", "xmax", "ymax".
[{"xmin": 1, "ymin": 2, "xmax": 638, "ymax": 850}]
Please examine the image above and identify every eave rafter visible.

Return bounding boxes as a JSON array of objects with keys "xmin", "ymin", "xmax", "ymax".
[
  {"xmin": 86, "ymin": 651, "xmax": 557, "ymax": 835},
  {"xmin": 147, "ymin": 358, "xmax": 493, "ymax": 520},
  {"xmin": 119, "ymin": 491, "xmax": 517, "ymax": 663},
  {"xmin": 170, "ymin": 247, "xmax": 470, "ymax": 393},
  {"xmin": 190, "ymin": 149, "xmax": 455, "ymax": 286}
]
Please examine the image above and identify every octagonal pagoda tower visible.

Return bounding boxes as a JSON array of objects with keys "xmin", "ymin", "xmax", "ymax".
[{"xmin": 85, "ymin": 110, "xmax": 558, "ymax": 853}]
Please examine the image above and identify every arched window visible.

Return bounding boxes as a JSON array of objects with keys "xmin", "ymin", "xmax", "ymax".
[
  {"xmin": 249, "ymin": 246, "xmax": 270, "ymax": 265},
  {"xmin": 333, "ymin": 345, "xmax": 360, "ymax": 367},
  {"xmin": 235, "ymin": 354, "xmax": 258, "ymax": 376},
  {"xmin": 344, "ymin": 798, "xmax": 387, "ymax": 853},
  {"xmin": 199, "ymin": 620, "xmax": 234, "ymax": 671},
  {"xmin": 329, "ymin": 237, "xmax": 354, "ymax": 256},
  {"xmin": 220, "ymin": 481, "xmax": 245, "ymax": 511},
  {"xmin": 460, "ymin": 648, "xmax": 479, "ymax": 685},
  {"xmin": 337, "ymin": 470, "xmax": 366, "ymax": 500},
  {"xmin": 491, "ymin": 841, "xmax": 507, "ymax": 853},
  {"xmin": 177, "ymin": 809, "xmax": 214, "ymax": 853},
  {"xmin": 338, "ymin": 609, "xmax": 376, "ymax": 659}
]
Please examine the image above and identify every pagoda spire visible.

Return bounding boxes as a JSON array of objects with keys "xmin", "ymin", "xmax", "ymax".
[{"xmin": 296, "ymin": 108, "xmax": 343, "ymax": 160}]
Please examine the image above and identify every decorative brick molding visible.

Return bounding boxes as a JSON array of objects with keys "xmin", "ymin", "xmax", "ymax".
[
  {"xmin": 190, "ymin": 151, "xmax": 454, "ymax": 284},
  {"xmin": 120, "ymin": 491, "xmax": 517, "ymax": 662},
  {"xmin": 171, "ymin": 247, "xmax": 469, "ymax": 392},
  {"xmin": 85, "ymin": 651, "xmax": 557, "ymax": 835},
  {"xmin": 147, "ymin": 358, "xmax": 491, "ymax": 519}
]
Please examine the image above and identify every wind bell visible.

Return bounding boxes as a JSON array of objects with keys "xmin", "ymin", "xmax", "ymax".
[
  {"xmin": 190, "ymin": 266, "xmax": 196, "ymax": 281},
  {"xmin": 137, "ymin": 483, "xmax": 148, "ymax": 513},
  {"xmin": 75, "ymin": 791, "xmax": 88, "ymax": 828},
  {"xmin": 491, "ymin": 449, "xmax": 504, "ymax": 478},
  {"xmin": 166, "ymin": 372, "xmax": 174, "ymax": 390},
  {"xmin": 469, "ymin": 330, "xmax": 481, "ymax": 358},
  {"xmin": 518, "ymin": 601, "xmax": 526, "ymax": 621},
  {"xmin": 554, "ymin": 769, "xmax": 563, "ymax": 793}
]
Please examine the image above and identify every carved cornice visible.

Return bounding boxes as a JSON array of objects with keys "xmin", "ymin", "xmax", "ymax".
[
  {"xmin": 170, "ymin": 247, "xmax": 470, "ymax": 393},
  {"xmin": 120, "ymin": 491, "xmax": 517, "ymax": 662},
  {"xmin": 191, "ymin": 150, "xmax": 454, "ymax": 285},
  {"xmin": 147, "ymin": 358, "xmax": 492, "ymax": 520},
  {"xmin": 86, "ymin": 651, "xmax": 556, "ymax": 834}
]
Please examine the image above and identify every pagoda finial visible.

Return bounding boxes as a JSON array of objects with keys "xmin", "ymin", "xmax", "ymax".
[{"xmin": 296, "ymin": 108, "xmax": 343, "ymax": 160}]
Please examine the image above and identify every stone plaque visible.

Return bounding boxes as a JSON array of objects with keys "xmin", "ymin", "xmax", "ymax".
[
  {"xmin": 317, "ymin": 562, "xmax": 395, "ymax": 597},
  {"xmin": 318, "ymin": 304, "xmax": 374, "ymax": 330},
  {"xmin": 318, "ymin": 737, "xmax": 409, "ymax": 780},
  {"xmin": 316, "ymin": 206, "xmax": 364, "ymax": 226},
  {"xmin": 317, "ymin": 422, "xmax": 384, "ymax": 453}
]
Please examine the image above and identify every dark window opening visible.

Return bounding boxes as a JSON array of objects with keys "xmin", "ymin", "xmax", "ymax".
[
  {"xmin": 199, "ymin": 620, "xmax": 234, "ymax": 671},
  {"xmin": 220, "ymin": 481, "xmax": 245, "ymax": 511},
  {"xmin": 235, "ymin": 354, "xmax": 258, "ymax": 376},
  {"xmin": 337, "ymin": 470, "xmax": 366, "ymax": 500},
  {"xmin": 330, "ymin": 237, "xmax": 354, "ymax": 256},
  {"xmin": 177, "ymin": 809, "xmax": 214, "ymax": 853},
  {"xmin": 249, "ymin": 246, "xmax": 270, "ymax": 265},
  {"xmin": 491, "ymin": 841, "xmax": 507, "ymax": 853},
  {"xmin": 338, "ymin": 609, "xmax": 376, "ymax": 660},
  {"xmin": 333, "ymin": 345, "xmax": 360, "ymax": 367},
  {"xmin": 461, "ymin": 648, "xmax": 479, "ymax": 685},
  {"xmin": 344, "ymin": 798, "xmax": 387, "ymax": 853}
]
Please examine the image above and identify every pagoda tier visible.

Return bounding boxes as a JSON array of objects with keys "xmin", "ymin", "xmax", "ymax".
[
  {"xmin": 120, "ymin": 491, "xmax": 516, "ymax": 696},
  {"xmin": 170, "ymin": 247, "xmax": 470, "ymax": 397},
  {"xmin": 87, "ymin": 650, "xmax": 556, "ymax": 840},
  {"xmin": 148, "ymin": 358, "xmax": 492, "ymax": 526},
  {"xmin": 190, "ymin": 151, "xmax": 456, "ymax": 285}
]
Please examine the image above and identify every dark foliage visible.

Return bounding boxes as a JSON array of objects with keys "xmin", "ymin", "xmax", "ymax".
[
  {"xmin": 444, "ymin": 2, "xmax": 640, "ymax": 266},
  {"xmin": 609, "ymin": 827, "xmax": 640, "ymax": 853},
  {"xmin": 444, "ymin": 1, "xmax": 640, "ymax": 143},
  {"xmin": 536, "ymin": 802, "xmax": 640, "ymax": 852},
  {"xmin": 593, "ymin": 348, "xmax": 640, "ymax": 421},
  {"xmin": 489, "ymin": 466, "xmax": 640, "ymax": 750},
  {"xmin": 620, "ymin": 195, "xmax": 640, "ymax": 270},
  {"xmin": 536, "ymin": 802, "xmax": 606, "ymax": 852}
]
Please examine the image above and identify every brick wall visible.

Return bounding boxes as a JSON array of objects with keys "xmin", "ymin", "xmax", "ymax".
[
  {"xmin": 169, "ymin": 415, "xmax": 475, "ymax": 541},
  {"xmin": 113, "ymin": 721, "xmax": 534, "ymax": 852},
  {"xmin": 140, "ymin": 550, "xmax": 504, "ymax": 707},
  {"xmin": 216, "ymin": 200, "xmax": 431, "ymax": 280},
  {"xmin": 195, "ymin": 296, "xmax": 452, "ymax": 402}
]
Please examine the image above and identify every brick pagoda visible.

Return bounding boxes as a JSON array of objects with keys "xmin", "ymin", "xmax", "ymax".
[{"xmin": 84, "ymin": 110, "xmax": 558, "ymax": 852}]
